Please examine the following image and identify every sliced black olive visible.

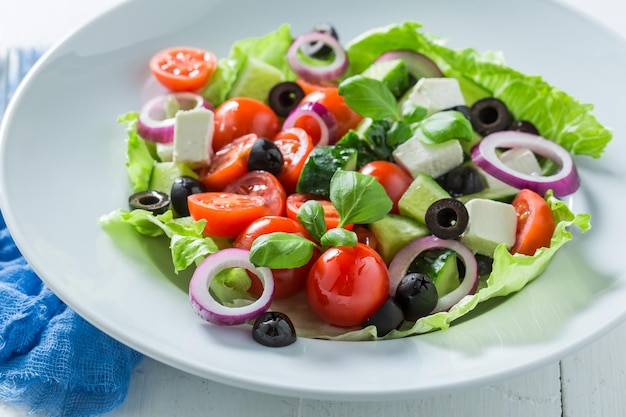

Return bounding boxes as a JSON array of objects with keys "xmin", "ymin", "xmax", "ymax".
[
  {"xmin": 268, "ymin": 82, "xmax": 305, "ymax": 117},
  {"xmin": 252, "ymin": 311, "xmax": 297, "ymax": 347},
  {"xmin": 394, "ymin": 273, "xmax": 438, "ymax": 321},
  {"xmin": 443, "ymin": 104, "xmax": 471, "ymax": 121},
  {"xmin": 424, "ymin": 198, "xmax": 469, "ymax": 240},
  {"xmin": 128, "ymin": 190, "xmax": 170, "ymax": 215},
  {"xmin": 440, "ymin": 164, "xmax": 486, "ymax": 197},
  {"xmin": 470, "ymin": 97, "xmax": 513, "ymax": 136},
  {"xmin": 299, "ymin": 23, "xmax": 339, "ymax": 59},
  {"xmin": 170, "ymin": 176, "xmax": 206, "ymax": 217},
  {"xmin": 361, "ymin": 297, "xmax": 405, "ymax": 337},
  {"xmin": 247, "ymin": 138, "xmax": 284, "ymax": 176},
  {"xmin": 509, "ymin": 119, "xmax": 540, "ymax": 136}
]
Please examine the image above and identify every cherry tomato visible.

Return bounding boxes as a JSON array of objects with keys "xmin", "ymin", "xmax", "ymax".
[
  {"xmin": 224, "ymin": 170, "xmax": 287, "ymax": 217},
  {"xmin": 272, "ymin": 128, "xmax": 314, "ymax": 194},
  {"xmin": 198, "ymin": 133, "xmax": 257, "ymax": 191},
  {"xmin": 149, "ymin": 47, "xmax": 217, "ymax": 92},
  {"xmin": 353, "ymin": 225, "xmax": 378, "ymax": 251},
  {"xmin": 300, "ymin": 88, "xmax": 363, "ymax": 140},
  {"xmin": 212, "ymin": 97, "xmax": 280, "ymax": 152},
  {"xmin": 296, "ymin": 78, "xmax": 338, "ymax": 95},
  {"xmin": 285, "ymin": 193, "xmax": 353, "ymax": 231},
  {"xmin": 235, "ymin": 216, "xmax": 316, "ymax": 299},
  {"xmin": 359, "ymin": 160, "xmax": 414, "ymax": 214},
  {"xmin": 306, "ymin": 243, "xmax": 389, "ymax": 327},
  {"xmin": 188, "ymin": 192, "xmax": 266, "ymax": 238},
  {"xmin": 510, "ymin": 189, "xmax": 555, "ymax": 256}
]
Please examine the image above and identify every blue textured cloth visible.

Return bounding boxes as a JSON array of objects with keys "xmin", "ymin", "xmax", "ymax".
[{"xmin": 1, "ymin": 49, "xmax": 143, "ymax": 417}]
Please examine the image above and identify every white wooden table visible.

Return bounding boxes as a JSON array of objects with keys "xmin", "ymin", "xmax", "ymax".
[{"xmin": 1, "ymin": 1, "xmax": 625, "ymax": 416}]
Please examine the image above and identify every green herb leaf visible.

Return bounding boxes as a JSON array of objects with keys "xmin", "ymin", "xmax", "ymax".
[
  {"xmin": 412, "ymin": 110, "xmax": 474, "ymax": 144},
  {"xmin": 338, "ymin": 75, "xmax": 400, "ymax": 120},
  {"xmin": 386, "ymin": 120, "xmax": 413, "ymax": 147},
  {"xmin": 320, "ymin": 228, "xmax": 358, "ymax": 248},
  {"xmin": 296, "ymin": 200, "xmax": 327, "ymax": 241},
  {"xmin": 329, "ymin": 170, "xmax": 393, "ymax": 227},
  {"xmin": 402, "ymin": 105, "xmax": 428, "ymax": 124},
  {"xmin": 249, "ymin": 232, "xmax": 316, "ymax": 269}
]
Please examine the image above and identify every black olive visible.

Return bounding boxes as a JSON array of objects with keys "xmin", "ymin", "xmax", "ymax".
[
  {"xmin": 247, "ymin": 138, "xmax": 284, "ymax": 176},
  {"xmin": 299, "ymin": 23, "xmax": 339, "ymax": 60},
  {"xmin": 476, "ymin": 254, "xmax": 494, "ymax": 277},
  {"xmin": 361, "ymin": 297, "xmax": 404, "ymax": 337},
  {"xmin": 170, "ymin": 176, "xmax": 206, "ymax": 217},
  {"xmin": 252, "ymin": 311, "xmax": 297, "ymax": 347},
  {"xmin": 470, "ymin": 97, "xmax": 513, "ymax": 136},
  {"xmin": 394, "ymin": 273, "xmax": 438, "ymax": 321},
  {"xmin": 424, "ymin": 198, "xmax": 469, "ymax": 240},
  {"xmin": 268, "ymin": 82, "xmax": 305, "ymax": 117},
  {"xmin": 440, "ymin": 164, "xmax": 486, "ymax": 197},
  {"xmin": 128, "ymin": 190, "xmax": 170, "ymax": 215},
  {"xmin": 443, "ymin": 105, "xmax": 472, "ymax": 121},
  {"xmin": 509, "ymin": 119, "xmax": 540, "ymax": 136}
]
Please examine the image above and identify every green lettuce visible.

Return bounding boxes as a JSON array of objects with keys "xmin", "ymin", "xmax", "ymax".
[{"xmin": 118, "ymin": 112, "xmax": 155, "ymax": 193}]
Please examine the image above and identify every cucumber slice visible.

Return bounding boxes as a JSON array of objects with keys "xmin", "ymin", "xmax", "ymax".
[
  {"xmin": 361, "ymin": 58, "xmax": 410, "ymax": 97},
  {"xmin": 398, "ymin": 173, "xmax": 450, "ymax": 224},
  {"xmin": 228, "ymin": 57, "xmax": 285, "ymax": 103},
  {"xmin": 149, "ymin": 161, "xmax": 198, "ymax": 195},
  {"xmin": 369, "ymin": 214, "xmax": 430, "ymax": 264},
  {"xmin": 407, "ymin": 249, "xmax": 461, "ymax": 297},
  {"xmin": 296, "ymin": 146, "xmax": 358, "ymax": 197}
]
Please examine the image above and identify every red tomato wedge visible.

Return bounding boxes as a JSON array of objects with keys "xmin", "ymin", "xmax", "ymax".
[
  {"xmin": 510, "ymin": 189, "xmax": 555, "ymax": 256},
  {"xmin": 300, "ymin": 88, "xmax": 363, "ymax": 140},
  {"xmin": 188, "ymin": 192, "xmax": 266, "ymax": 238},
  {"xmin": 149, "ymin": 47, "xmax": 216, "ymax": 92},
  {"xmin": 224, "ymin": 170, "xmax": 287, "ymax": 217},
  {"xmin": 285, "ymin": 193, "xmax": 353, "ymax": 231},
  {"xmin": 359, "ymin": 160, "xmax": 413, "ymax": 214},
  {"xmin": 198, "ymin": 133, "xmax": 257, "ymax": 191},
  {"xmin": 272, "ymin": 128, "xmax": 314, "ymax": 195}
]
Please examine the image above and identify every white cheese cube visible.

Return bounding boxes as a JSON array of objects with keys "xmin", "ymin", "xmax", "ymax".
[
  {"xmin": 499, "ymin": 147, "xmax": 542, "ymax": 176},
  {"xmin": 460, "ymin": 199, "xmax": 517, "ymax": 256},
  {"xmin": 156, "ymin": 143, "xmax": 173, "ymax": 162},
  {"xmin": 173, "ymin": 107, "xmax": 214, "ymax": 168},
  {"xmin": 392, "ymin": 137, "xmax": 464, "ymax": 179},
  {"xmin": 399, "ymin": 77, "xmax": 466, "ymax": 116}
]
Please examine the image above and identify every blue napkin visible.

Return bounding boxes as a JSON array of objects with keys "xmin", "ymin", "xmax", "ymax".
[{"xmin": 1, "ymin": 49, "xmax": 143, "ymax": 417}]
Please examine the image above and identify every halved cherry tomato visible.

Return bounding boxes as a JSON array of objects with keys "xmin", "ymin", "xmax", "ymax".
[
  {"xmin": 299, "ymin": 88, "xmax": 363, "ymax": 141},
  {"xmin": 188, "ymin": 192, "xmax": 266, "ymax": 238},
  {"xmin": 149, "ymin": 47, "xmax": 217, "ymax": 92},
  {"xmin": 272, "ymin": 128, "xmax": 314, "ymax": 194},
  {"xmin": 306, "ymin": 243, "xmax": 389, "ymax": 327},
  {"xmin": 359, "ymin": 160, "xmax": 413, "ymax": 214},
  {"xmin": 510, "ymin": 189, "xmax": 555, "ymax": 256},
  {"xmin": 198, "ymin": 133, "xmax": 257, "ymax": 191},
  {"xmin": 296, "ymin": 78, "xmax": 338, "ymax": 95},
  {"xmin": 285, "ymin": 193, "xmax": 353, "ymax": 231},
  {"xmin": 224, "ymin": 170, "xmax": 287, "ymax": 217},
  {"xmin": 212, "ymin": 97, "xmax": 280, "ymax": 152},
  {"xmin": 235, "ymin": 216, "xmax": 317, "ymax": 299}
]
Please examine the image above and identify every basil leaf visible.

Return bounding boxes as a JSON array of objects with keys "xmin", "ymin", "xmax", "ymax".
[
  {"xmin": 250, "ymin": 232, "xmax": 316, "ymax": 269},
  {"xmin": 402, "ymin": 105, "xmax": 428, "ymax": 124},
  {"xmin": 386, "ymin": 120, "xmax": 413, "ymax": 147},
  {"xmin": 413, "ymin": 110, "xmax": 474, "ymax": 144},
  {"xmin": 296, "ymin": 200, "xmax": 327, "ymax": 241},
  {"xmin": 338, "ymin": 75, "xmax": 400, "ymax": 120},
  {"xmin": 320, "ymin": 228, "xmax": 358, "ymax": 248},
  {"xmin": 329, "ymin": 170, "xmax": 392, "ymax": 227}
]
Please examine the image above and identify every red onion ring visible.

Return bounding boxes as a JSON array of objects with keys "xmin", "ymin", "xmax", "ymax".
[
  {"xmin": 470, "ymin": 131, "xmax": 580, "ymax": 197},
  {"xmin": 189, "ymin": 248, "xmax": 274, "ymax": 326},
  {"xmin": 375, "ymin": 49, "xmax": 444, "ymax": 79},
  {"xmin": 282, "ymin": 101, "xmax": 338, "ymax": 146},
  {"xmin": 388, "ymin": 236, "xmax": 479, "ymax": 313},
  {"xmin": 287, "ymin": 32, "xmax": 349, "ymax": 83},
  {"xmin": 137, "ymin": 92, "xmax": 213, "ymax": 144}
]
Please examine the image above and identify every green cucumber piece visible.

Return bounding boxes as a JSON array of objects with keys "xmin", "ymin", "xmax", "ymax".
[
  {"xmin": 398, "ymin": 173, "xmax": 450, "ymax": 224},
  {"xmin": 149, "ymin": 161, "xmax": 198, "ymax": 195},
  {"xmin": 369, "ymin": 214, "xmax": 430, "ymax": 264},
  {"xmin": 361, "ymin": 58, "xmax": 410, "ymax": 98},
  {"xmin": 407, "ymin": 249, "xmax": 461, "ymax": 297},
  {"xmin": 296, "ymin": 146, "xmax": 358, "ymax": 197}
]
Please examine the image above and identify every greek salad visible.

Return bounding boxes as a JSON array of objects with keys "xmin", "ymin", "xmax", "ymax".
[{"xmin": 98, "ymin": 21, "xmax": 610, "ymax": 347}]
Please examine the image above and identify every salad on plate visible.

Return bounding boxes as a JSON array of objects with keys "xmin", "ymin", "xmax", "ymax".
[{"xmin": 98, "ymin": 21, "xmax": 610, "ymax": 347}]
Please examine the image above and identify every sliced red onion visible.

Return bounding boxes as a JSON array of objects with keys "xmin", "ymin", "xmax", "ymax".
[
  {"xmin": 388, "ymin": 236, "xmax": 479, "ymax": 313},
  {"xmin": 282, "ymin": 101, "xmax": 338, "ymax": 146},
  {"xmin": 375, "ymin": 49, "xmax": 444, "ymax": 79},
  {"xmin": 189, "ymin": 248, "xmax": 274, "ymax": 326},
  {"xmin": 287, "ymin": 32, "xmax": 348, "ymax": 83},
  {"xmin": 470, "ymin": 130, "xmax": 580, "ymax": 197},
  {"xmin": 137, "ymin": 92, "xmax": 213, "ymax": 144}
]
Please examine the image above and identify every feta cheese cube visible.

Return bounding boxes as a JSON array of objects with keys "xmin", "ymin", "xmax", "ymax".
[
  {"xmin": 156, "ymin": 143, "xmax": 173, "ymax": 162},
  {"xmin": 173, "ymin": 107, "xmax": 214, "ymax": 168},
  {"xmin": 398, "ymin": 77, "xmax": 466, "ymax": 116},
  {"xmin": 392, "ymin": 137, "xmax": 464, "ymax": 179},
  {"xmin": 499, "ymin": 147, "xmax": 542, "ymax": 176},
  {"xmin": 460, "ymin": 198, "xmax": 517, "ymax": 256}
]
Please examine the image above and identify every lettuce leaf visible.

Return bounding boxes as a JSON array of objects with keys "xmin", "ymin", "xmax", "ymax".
[{"xmin": 118, "ymin": 112, "xmax": 156, "ymax": 193}]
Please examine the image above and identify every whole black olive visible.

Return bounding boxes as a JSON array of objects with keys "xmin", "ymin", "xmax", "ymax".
[
  {"xmin": 440, "ymin": 164, "xmax": 486, "ymax": 197},
  {"xmin": 509, "ymin": 119, "xmax": 540, "ymax": 136},
  {"xmin": 424, "ymin": 198, "xmax": 469, "ymax": 240},
  {"xmin": 394, "ymin": 273, "xmax": 438, "ymax": 321},
  {"xmin": 299, "ymin": 23, "xmax": 339, "ymax": 59},
  {"xmin": 170, "ymin": 176, "xmax": 206, "ymax": 217},
  {"xmin": 361, "ymin": 297, "xmax": 405, "ymax": 337},
  {"xmin": 247, "ymin": 138, "xmax": 284, "ymax": 176},
  {"xmin": 252, "ymin": 311, "xmax": 297, "ymax": 347},
  {"xmin": 268, "ymin": 82, "xmax": 305, "ymax": 117},
  {"xmin": 128, "ymin": 190, "xmax": 170, "ymax": 215},
  {"xmin": 470, "ymin": 97, "xmax": 513, "ymax": 136},
  {"xmin": 476, "ymin": 254, "xmax": 494, "ymax": 277}
]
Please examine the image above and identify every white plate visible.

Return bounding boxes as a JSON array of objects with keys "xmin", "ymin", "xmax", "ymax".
[{"xmin": 1, "ymin": 0, "xmax": 625, "ymax": 401}]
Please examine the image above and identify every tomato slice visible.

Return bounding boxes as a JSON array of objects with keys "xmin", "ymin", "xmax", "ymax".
[
  {"xmin": 198, "ymin": 133, "xmax": 257, "ymax": 191},
  {"xmin": 149, "ymin": 47, "xmax": 217, "ymax": 92},
  {"xmin": 224, "ymin": 170, "xmax": 287, "ymax": 217},
  {"xmin": 272, "ymin": 128, "xmax": 314, "ymax": 195},
  {"xmin": 285, "ymin": 193, "xmax": 352, "ymax": 231},
  {"xmin": 188, "ymin": 192, "xmax": 266, "ymax": 238},
  {"xmin": 359, "ymin": 160, "xmax": 413, "ymax": 214},
  {"xmin": 510, "ymin": 189, "xmax": 555, "ymax": 256},
  {"xmin": 300, "ymin": 88, "xmax": 363, "ymax": 140}
]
